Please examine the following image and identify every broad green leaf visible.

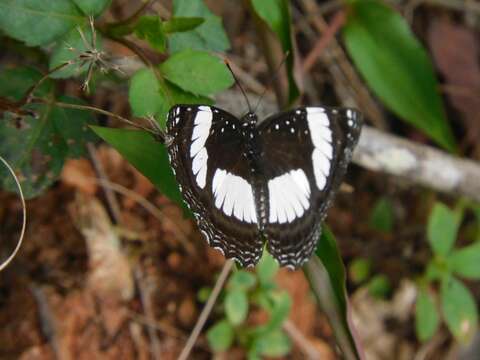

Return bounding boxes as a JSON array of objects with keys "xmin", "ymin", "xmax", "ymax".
[
  {"xmin": 225, "ymin": 289, "xmax": 248, "ymax": 325},
  {"xmin": 163, "ymin": 17, "xmax": 204, "ymax": 34},
  {"xmin": 250, "ymin": 0, "xmax": 299, "ymax": 104},
  {"xmin": 160, "ymin": 50, "xmax": 234, "ymax": 97},
  {"xmin": 343, "ymin": 0, "xmax": 455, "ymax": 151},
  {"xmin": 134, "ymin": 16, "xmax": 166, "ymax": 53},
  {"xmin": 448, "ymin": 242, "xmax": 480, "ymax": 279},
  {"xmin": 427, "ymin": 203, "xmax": 460, "ymax": 256},
  {"xmin": 252, "ymin": 329, "xmax": 291, "ymax": 357},
  {"xmin": 91, "ymin": 127, "xmax": 184, "ymax": 207},
  {"xmin": 50, "ymin": 96, "xmax": 97, "ymax": 157},
  {"xmin": 0, "ymin": 105, "xmax": 66, "ymax": 198},
  {"xmin": 129, "ymin": 68, "xmax": 166, "ymax": 118},
  {"xmin": 306, "ymin": 227, "xmax": 363, "ymax": 359},
  {"xmin": 441, "ymin": 276, "xmax": 478, "ymax": 344},
  {"xmin": 228, "ymin": 270, "xmax": 256, "ymax": 291},
  {"xmin": 0, "ymin": 0, "xmax": 84, "ymax": 46},
  {"xmin": 207, "ymin": 319, "xmax": 234, "ymax": 352},
  {"xmin": 415, "ymin": 288, "xmax": 440, "ymax": 342},
  {"xmin": 169, "ymin": 0, "xmax": 230, "ymax": 53},
  {"xmin": 348, "ymin": 258, "xmax": 371, "ymax": 284},
  {"xmin": 369, "ymin": 197, "xmax": 394, "ymax": 232},
  {"xmin": 0, "ymin": 67, "xmax": 62, "ymax": 198},
  {"xmin": 73, "ymin": 0, "xmax": 111, "ymax": 16},
  {"xmin": 49, "ymin": 25, "xmax": 103, "ymax": 79},
  {"xmin": 256, "ymin": 250, "xmax": 279, "ymax": 286},
  {"xmin": 129, "ymin": 67, "xmax": 212, "ymax": 127}
]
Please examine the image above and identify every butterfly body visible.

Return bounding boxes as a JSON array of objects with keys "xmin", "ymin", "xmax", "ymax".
[{"xmin": 166, "ymin": 104, "xmax": 362, "ymax": 269}]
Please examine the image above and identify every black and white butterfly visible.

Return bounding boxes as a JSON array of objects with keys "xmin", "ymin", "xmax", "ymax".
[{"xmin": 165, "ymin": 104, "xmax": 362, "ymax": 269}]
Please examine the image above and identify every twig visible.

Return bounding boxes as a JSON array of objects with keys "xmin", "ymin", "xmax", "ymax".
[
  {"xmin": 87, "ymin": 144, "xmax": 163, "ymax": 360},
  {"xmin": 134, "ymin": 266, "xmax": 163, "ymax": 360},
  {"xmin": 30, "ymin": 285, "xmax": 63, "ymax": 359},
  {"xmin": 86, "ymin": 176, "xmax": 195, "ymax": 256},
  {"xmin": 298, "ymin": 0, "xmax": 388, "ymax": 130},
  {"xmin": 0, "ymin": 155, "xmax": 26, "ymax": 272},
  {"xmin": 302, "ymin": 10, "xmax": 346, "ymax": 73},
  {"xmin": 177, "ymin": 260, "xmax": 235, "ymax": 360},
  {"xmin": 31, "ymin": 98, "xmax": 163, "ymax": 139},
  {"xmin": 217, "ymin": 89, "xmax": 480, "ymax": 202},
  {"xmin": 283, "ymin": 319, "xmax": 322, "ymax": 359}
]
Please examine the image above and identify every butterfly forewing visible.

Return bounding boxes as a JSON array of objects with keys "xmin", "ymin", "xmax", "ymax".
[
  {"xmin": 258, "ymin": 107, "xmax": 362, "ymax": 268},
  {"xmin": 166, "ymin": 105, "xmax": 263, "ymax": 266}
]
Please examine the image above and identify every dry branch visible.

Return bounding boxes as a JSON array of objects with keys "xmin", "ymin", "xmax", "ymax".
[{"xmin": 216, "ymin": 90, "xmax": 480, "ymax": 202}]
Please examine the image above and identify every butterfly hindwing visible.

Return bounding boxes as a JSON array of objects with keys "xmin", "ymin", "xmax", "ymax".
[
  {"xmin": 166, "ymin": 105, "xmax": 263, "ymax": 266},
  {"xmin": 258, "ymin": 107, "xmax": 362, "ymax": 268}
]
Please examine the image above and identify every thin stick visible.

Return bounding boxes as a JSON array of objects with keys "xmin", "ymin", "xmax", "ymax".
[
  {"xmin": 32, "ymin": 98, "xmax": 163, "ymax": 140},
  {"xmin": 177, "ymin": 260, "xmax": 235, "ymax": 360},
  {"xmin": 0, "ymin": 155, "xmax": 26, "ymax": 272},
  {"xmin": 302, "ymin": 10, "xmax": 346, "ymax": 73},
  {"xmin": 88, "ymin": 144, "xmax": 163, "ymax": 360},
  {"xmin": 87, "ymin": 176, "xmax": 195, "ymax": 256}
]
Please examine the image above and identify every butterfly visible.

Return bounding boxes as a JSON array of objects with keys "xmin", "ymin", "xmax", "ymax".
[{"xmin": 165, "ymin": 104, "xmax": 362, "ymax": 269}]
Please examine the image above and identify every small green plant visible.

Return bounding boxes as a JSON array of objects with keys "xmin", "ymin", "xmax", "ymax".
[
  {"xmin": 415, "ymin": 202, "xmax": 480, "ymax": 344},
  {"xmin": 205, "ymin": 252, "xmax": 292, "ymax": 359}
]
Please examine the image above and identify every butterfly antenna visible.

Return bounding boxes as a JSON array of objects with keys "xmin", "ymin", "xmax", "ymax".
[
  {"xmin": 253, "ymin": 51, "xmax": 290, "ymax": 114},
  {"xmin": 224, "ymin": 59, "xmax": 253, "ymax": 113}
]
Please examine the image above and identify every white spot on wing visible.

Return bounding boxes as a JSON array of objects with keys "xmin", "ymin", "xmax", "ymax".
[
  {"xmin": 306, "ymin": 108, "xmax": 333, "ymax": 190},
  {"xmin": 268, "ymin": 169, "xmax": 311, "ymax": 224},
  {"xmin": 190, "ymin": 107, "xmax": 212, "ymax": 188},
  {"xmin": 212, "ymin": 169, "xmax": 257, "ymax": 223}
]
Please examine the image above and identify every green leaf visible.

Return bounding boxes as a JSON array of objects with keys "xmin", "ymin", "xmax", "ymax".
[
  {"xmin": 225, "ymin": 289, "xmax": 249, "ymax": 326},
  {"xmin": 207, "ymin": 319, "xmax": 234, "ymax": 352},
  {"xmin": 252, "ymin": 329, "xmax": 292, "ymax": 357},
  {"xmin": 73, "ymin": 0, "xmax": 111, "ymax": 16},
  {"xmin": 448, "ymin": 242, "xmax": 480, "ymax": 279},
  {"xmin": 367, "ymin": 274, "xmax": 391, "ymax": 299},
  {"xmin": 134, "ymin": 16, "xmax": 166, "ymax": 53},
  {"xmin": 0, "ymin": 67, "xmax": 67, "ymax": 198},
  {"xmin": 228, "ymin": 270, "xmax": 257, "ymax": 291},
  {"xmin": 197, "ymin": 286, "xmax": 211, "ymax": 303},
  {"xmin": 256, "ymin": 250, "xmax": 279, "ymax": 286},
  {"xmin": 49, "ymin": 24, "xmax": 103, "ymax": 79},
  {"xmin": 427, "ymin": 203, "xmax": 460, "ymax": 256},
  {"xmin": 50, "ymin": 96, "xmax": 97, "ymax": 157},
  {"xmin": 163, "ymin": 17, "xmax": 204, "ymax": 34},
  {"xmin": 255, "ymin": 291, "xmax": 291, "ymax": 334},
  {"xmin": 0, "ymin": 0, "xmax": 84, "ymax": 46},
  {"xmin": 129, "ymin": 68, "xmax": 166, "ymax": 118},
  {"xmin": 129, "ymin": 67, "xmax": 213, "ymax": 127},
  {"xmin": 343, "ymin": 0, "xmax": 455, "ymax": 151},
  {"xmin": 306, "ymin": 226, "xmax": 363, "ymax": 360},
  {"xmin": 160, "ymin": 50, "xmax": 234, "ymax": 97},
  {"xmin": 415, "ymin": 288, "xmax": 440, "ymax": 342},
  {"xmin": 250, "ymin": 0, "xmax": 299, "ymax": 104},
  {"xmin": 348, "ymin": 258, "xmax": 371, "ymax": 284},
  {"xmin": 169, "ymin": 0, "xmax": 230, "ymax": 53},
  {"xmin": 91, "ymin": 127, "xmax": 184, "ymax": 207},
  {"xmin": 369, "ymin": 197, "xmax": 394, "ymax": 232},
  {"xmin": 441, "ymin": 276, "xmax": 478, "ymax": 344}
]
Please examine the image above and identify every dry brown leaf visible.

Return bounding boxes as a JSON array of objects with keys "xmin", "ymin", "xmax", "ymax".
[
  {"xmin": 69, "ymin": 193, "xmax": 134, "ymax": 302},
  {"xmin": 60, "ymin": 159, "xmax": 97, "ymax": 195},
  {"xmin": 428, "ymin": 18, "xmax": 480, "ymax": 144}
]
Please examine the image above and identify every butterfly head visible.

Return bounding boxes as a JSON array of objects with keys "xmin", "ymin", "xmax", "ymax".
[{"xmin": 241, "ymin": 112, "xmax": 258, "ymax": 128}]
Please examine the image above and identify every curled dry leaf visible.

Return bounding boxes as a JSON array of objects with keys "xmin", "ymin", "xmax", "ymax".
[
  {"xmin": 68, "ymin": 192, "xmax": 134, "ymax": 301},
  {"xmin": 60, "ymin": 158, "xmax": 97, "ymax": 195}
]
